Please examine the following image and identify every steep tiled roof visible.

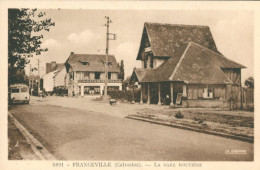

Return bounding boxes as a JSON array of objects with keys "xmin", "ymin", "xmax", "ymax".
[
  {"xmin": 65, "ymin": 54, "xmax": 120, "ymax": 72},
  {"xmin": 137, "ymin": 42, "xmax": 245, "ymax": 84},
  {"xmin": 46, "ymin": 62, "xmax": 65, "ymax": 74},
  {"xmin": 56, "ymin": 64, "xmax": 65, "ymax": 71},
  {"xmin": 131, "ymin": 68, "xmax": 154, "ymax": 82},
  {"xmin": 137, "ymin": 22, "xmax": 220, "ymax": 60}
]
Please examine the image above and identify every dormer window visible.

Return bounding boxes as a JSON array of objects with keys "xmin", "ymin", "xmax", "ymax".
[
  {"xmin": 108, "ymin": 62, "xmax": 112, "ymax": 66},
  {"xmin": 82, "ymin": 62, "xmax": 89, "ymax": 66}
]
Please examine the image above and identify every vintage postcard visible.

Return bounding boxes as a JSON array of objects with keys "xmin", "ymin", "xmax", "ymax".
[{"xmin": 0, "ymin": 1, "xmax": 259, "ymax": 170}]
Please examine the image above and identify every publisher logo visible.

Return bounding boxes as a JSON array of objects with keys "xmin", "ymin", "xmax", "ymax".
[{"xmin": 225, "ymin": 149, "xmax": 247, "ymax": 154}]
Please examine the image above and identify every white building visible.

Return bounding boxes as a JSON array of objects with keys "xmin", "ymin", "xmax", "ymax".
[
  {"xmin": 53, "ymin": 67, "xmax": 68, "ymax": 87},
  {"xmin": 43, "ymin": 66, "xmax": 67, "ymax": 92}
]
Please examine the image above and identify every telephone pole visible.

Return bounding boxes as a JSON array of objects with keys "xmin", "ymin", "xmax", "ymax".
[
  {"xmin": 103, "ymin": 16, "xmax": 116, "ymax": 100},
  {"xmin": 29, "ymin": 64, "xmax": 31, "ymax": 90},
  {"xmin": 38, "ymin": 59, "xmax": 40, "ymax": 97}
]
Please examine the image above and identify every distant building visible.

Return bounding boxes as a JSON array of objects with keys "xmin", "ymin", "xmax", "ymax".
[
  {"xmin": 46, "ymin": 61, "xmax": 65, "ymax": 74},
  {"xmin": 130, "ymin": 22, "xmax": 245, "ymax": 109},
  {"xmin": 43, "ymin": 63, "xmax": 66, "ymax": 92},
  {"xmin": 54, "ymin": 67, "xmax": 68, "ymax": 87},
  {"xmin": 64, "ymin": 53, "xmax": 122, "ymax": 96}
]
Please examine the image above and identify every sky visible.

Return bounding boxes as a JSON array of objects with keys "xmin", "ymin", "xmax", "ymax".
[{"xmin": 26, "ymin": 9, "xmax": 254, "ymax": 83}]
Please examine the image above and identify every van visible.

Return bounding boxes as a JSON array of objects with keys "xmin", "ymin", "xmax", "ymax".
[{"xmin": 9, "ymin": 84, "xmax": 30, "ymax": 104}]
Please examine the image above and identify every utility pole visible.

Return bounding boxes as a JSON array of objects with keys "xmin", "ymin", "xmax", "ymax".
[
  {"xmin": 29, "ymin": 64, "xmax": 31, "ymax": 90},
  {"xmin": 103, "ymin": 16, "xmax": 116, "ymax": 100},
  {"xmin": 38, "ymin": 59, "xmax": 40, "ymax": 97}
]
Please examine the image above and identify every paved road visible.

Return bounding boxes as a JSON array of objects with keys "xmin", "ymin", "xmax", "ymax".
[{"xmin": 9, "ymin": 104, "xmax": 253, "ymax": 161}]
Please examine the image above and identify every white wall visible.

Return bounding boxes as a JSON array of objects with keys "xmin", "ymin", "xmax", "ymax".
[
  {"xmin": 54, "ymin": 68, "xmax": 67, "ymax": 87},
  {"xmin": 43, "ymin": 71, "xmax": 56, "ymax": 92}
]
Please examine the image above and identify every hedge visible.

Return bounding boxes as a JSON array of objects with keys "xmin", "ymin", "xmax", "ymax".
[
  {"xmin": 108, "ymin": 89, "xmax": 141, "ymax": 102},
  {"xmin": 53, "ymin": 86, "xmax": 68, "ymax": 96}
]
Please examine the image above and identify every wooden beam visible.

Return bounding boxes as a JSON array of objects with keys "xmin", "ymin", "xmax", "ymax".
[
  {"xmin": 170, "ymin": 82, "xmax": 174, "ymax": 106},
  {"xmin": 158, "ymin": 83, "xmax": 161, "ymax": 105},
  {"xmin": 147, "ymin": 83, "xmax": 150, "ymax": 104},
  {"xmin": 140, "ymin": 83, "xmax": 143, "ymax": 104}
]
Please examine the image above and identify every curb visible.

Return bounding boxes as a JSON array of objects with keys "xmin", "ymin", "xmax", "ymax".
[
  {"xmin": 126, "ymin": 115, "xmax": 254, "ymax": 143},
  {"xmin": 8, "ymin": 113, "xmax": 56, "ymax": 160}
]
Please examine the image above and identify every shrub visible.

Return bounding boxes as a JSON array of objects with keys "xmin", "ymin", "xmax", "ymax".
[
  {"xmin": 108, "ymin": 90, "xmax": 125, "ymax": 99},
  {"xmin": 53, "ymin": 86, "xmax": 68, "ymax": 96},
  {"xmin": 32, "ymin": 86, "xmax": 38, "ymax": 96},
  {"xmin": 125, "ymin": 90, "xmax": 140, "ymax": 102},
  {"xmin": 193, "ymin": 117, "xmax": 205, "ymax": 124},
  {"xmin": 108, "ymin": 89, "xmax": 141, "ymax": 102},
  {"xmin": 175, "ymin": 111, "xmax": 184, "ymax": 119}
]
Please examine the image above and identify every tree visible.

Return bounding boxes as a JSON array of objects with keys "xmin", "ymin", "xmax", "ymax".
[
  {"xmin": 8, "ymin": 8, "xmax": 55, "ymax": 85},
  {"xmin": 244, "ymin": 76, "xmax": 254, "ymax": 88},
  {"xmin": 8, "ymin": 70, "xmax": 29, "ymax": 86},
  {"xmin": 117, "ymin": 60, "xmax": 124, "ymax": 80}
]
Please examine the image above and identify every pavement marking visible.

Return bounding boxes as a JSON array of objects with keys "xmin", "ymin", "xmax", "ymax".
[{"xmin": 8, "ymin": 112, "xmax": 56, "ymax": 160}]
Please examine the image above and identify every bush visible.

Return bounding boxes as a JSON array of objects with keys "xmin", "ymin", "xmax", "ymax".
[
  {"xmin": 125, "ymin": 90, "xmax": 141, "ymax": 102},
  {"xmin": 108, "ymin": 89, "xmax": 141, "ymax": 102},
  {"xmin": 32, "ymin": 86, "xmax": 38, "ymax": 96},
  {"xmin": 193, "ymin": 117, "xmax": 205, "ymax": 124},
  {"xmin": 175, "ymin": 111, "xmax": 184, "ymax": 119},
  {"xmin": 53, "ymin": 86, "xmax": 68, "ymax": 96}
]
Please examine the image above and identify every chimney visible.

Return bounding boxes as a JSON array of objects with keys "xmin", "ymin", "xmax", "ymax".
[
  {"xmin": 51, "ymin": 61, "xmax": 57, "ymax": 72},
  {"xmin": 71, "ymin": 52, "xmax": 74, "ymax": 55}
]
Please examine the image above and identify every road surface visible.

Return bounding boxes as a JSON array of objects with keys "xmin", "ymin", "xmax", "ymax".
[{"xmin": 8, "ymin": 103, "xmax": 253, "ymax": 161}]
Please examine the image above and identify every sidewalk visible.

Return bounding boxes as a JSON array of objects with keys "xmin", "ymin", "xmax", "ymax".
[{"xmin": 8, "ymin": 115, "xmax": 40, "ymax": 160}]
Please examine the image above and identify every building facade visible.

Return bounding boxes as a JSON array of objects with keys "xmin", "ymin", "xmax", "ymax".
[
  {"xmin": 64, "ymin": 53, "xmax": 122, "ymax": 97},
  {"xmin": 130, "ymin": 22, "xmax": 245, "ymax": 109},
  {"xmin": 53, "ymin": 67, "xmax": 68, "ymax": 87},
  {"xmin": 43, "ymin": 66, "xmax": 67, "ymax": 92}
]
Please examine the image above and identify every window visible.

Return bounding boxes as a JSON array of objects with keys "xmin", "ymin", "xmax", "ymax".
[
  {"xmin": 150, "ymin": 55, "xmax": 153, "ymax": 68},
  {"xmin": 94, "ymin": 72, "xmax": 101, "ymax": 79},
  {"xmin": 83, "ymin": 72, "xmax": 90, "ymax": 80},
  {"xmin": 94, "ymin": 87, "xmax": 100, "ymax": 93},
  {"xmin": 108, "ymin": 62, "xmax": 112, "ymax": 66},
  {"xmin": 208, "ymin": 85, "xmax": 213, "ymax": 97},
  {"xmin": 21, "ymin": 87, "xmax": 28, "ymax": 92},
  {"xmin": 76, "ymin": 71, "xmax": 82, "ymax": 80},
  {"xmin": 144, "ymin": 60, "xmax": 147, "ymax": 68},
  {"xmin": 203, "ymin": 85, "xmax": 213, "ymax": 98},
  {"xmin": 70, "ymin": 72, "xmax": 74, "ymax": 79},
  {"xmin": 143, "ymin": 55, "xmax": 148, "ymax": 68},
  {"xmin": 84, "ymin": 86, "xmax": 90, "ymax": 94},
  {"xmin": 108, "ymin": 72, "xmax": 111, "ymax": 79},
  {"xmin": 82, "ymin": 62, "xmax": 89, "ymax": 66},
  {"xmin": 11, "ymin": 89, "xmax": 19, "ymax": 93}
]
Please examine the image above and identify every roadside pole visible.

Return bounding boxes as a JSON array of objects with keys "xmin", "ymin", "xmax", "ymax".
[
  {"xmin": 29, "ymin": 64, "xmax": 31, "ymax": 94},
  {"xmin": 38, "ymin": 59, "xmax": 40, "ymax": 97},
  {"xmin": 103, "ymin": 16, "xmax": 116, "ymax": 101}
]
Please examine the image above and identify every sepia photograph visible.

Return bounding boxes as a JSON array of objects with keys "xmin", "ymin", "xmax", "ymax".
[{"xmin": 1, "ymin": 1, "xmax": 259, "ymax": 170}]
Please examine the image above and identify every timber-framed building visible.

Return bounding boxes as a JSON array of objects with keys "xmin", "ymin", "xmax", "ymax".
[
  {"xmin": 65, "ymin": 53, "xmax": 122, "ymax": 96},
  {"xmin": 130, "ymin": 22, "xmax": 245, "ymax": 109}
]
